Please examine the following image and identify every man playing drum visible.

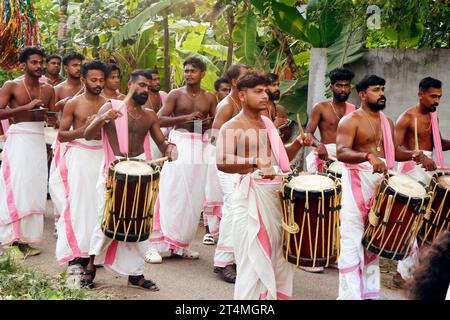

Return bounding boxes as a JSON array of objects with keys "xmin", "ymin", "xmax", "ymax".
[
  {"xmin": 216, "ymin": 70, "xmax": 312, "ymax": 300},
  {"xmin": 83, "ymin": 69, "xmax": 177, "ymax": 290},
  {"xmin": 336, "ymin": 75, "xmax": 431, "ymax": 300},
  {"xmin": 394, "ymin": 77, "xmax": 447, "ymax": 287},
  {"xmin": 0, "ymin": 46, "xmax": 57, "ymax": 256},
  {"xmin": 49, "ymin": 60, "xmax": 107, "ymax": 276},
  {"xmin": 206, "ymin": 64, "xmax": 249, "ymax": 283},
  {"xmin": 306, "ymin": 68, "xmax": 356, "ymax": 173},
  {"xmin": 146, "ymin": 57, "xmax": 216, "ymax": 263}
]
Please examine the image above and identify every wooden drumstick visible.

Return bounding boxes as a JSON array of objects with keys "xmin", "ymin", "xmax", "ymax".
[
  {"xmin": 296, "ymin": 113, "xmax": 305, "ymax": 136},
  {"xmin": 414, "ymin": 117, "xmax": 419, "ymax": 151},
  {"xmin": 147, "ymin": 156, "xmax": 169, "ymax": 164},
  {"xmin": 382, "ymin": 195, "xmax": 394, "ymax": 224}
]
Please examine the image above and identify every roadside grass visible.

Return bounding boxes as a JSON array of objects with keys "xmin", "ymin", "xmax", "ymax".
[{"xmin": 0, "ymin": 248, "xmax": 109, "ymax": 300}]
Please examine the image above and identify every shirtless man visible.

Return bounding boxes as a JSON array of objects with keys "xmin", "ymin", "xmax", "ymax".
[
  {"xmin": 336, "ymin": 75, "xmax": 429, "ymax": 300},
  {"xmin": 214, "ymin": 77, "xmax": 231, "ymax": 103},
  {"xmin": 306, "ymin": 68, "xmax": 356, "ymax": 173},
  {"xmin": 49, "ymin": 60, "xmax": 107, "ymax": 278},
  {"xmin": 40, "ymin": 54, "xmax": 64, "ymax": 86},
  {"xmin": 83, "ymin": 69, "xmax": 177, "ymax": 290},
  {"xmin": 102, "ymin": 63, "xmax": 126, "ymax": 100},
  {"xmin": 54, "ymin": 52, "xmax": 85, "ymax": 111},
  {"xmin": 394, "ymin": 77, "xmax": 444, "ymax": 287},
  {"xmin": 260, "ymin": 73, "xmax": 288, "ymax": 128},
  {"xmin": 143, "ymin": 69, "xmax": 167, "ymax": 114},
  {"xmin": 215, "ymin": 70, "xmax": 311, "ymax": 299},
  {"xmin": 146, "ymin": 57, "xmax": 216, "ymax": 262},
  {"xmin": 203, "ymin": 63, "xmax": 249, "ymax": 282},
  {"xmin": 0, "ymin": 46, "xmax": 57, "ymax": 256}
]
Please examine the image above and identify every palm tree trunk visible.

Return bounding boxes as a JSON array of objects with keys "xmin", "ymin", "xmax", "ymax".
[
  {"xmin": 163, "ymin": 16, "xmax": 170, "ymax": 91},
  {"xmin": 225, "ymin": 9, "xmax": 235, "ymax": 72},
  {"xmin": 57, "ymin": 0, "xmax": 68, "ymax": 52}
]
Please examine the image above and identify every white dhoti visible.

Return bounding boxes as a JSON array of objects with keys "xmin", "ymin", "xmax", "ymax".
[
  {"xmin": 149, "ymin": 130, "xmax": 208, "ymax": 255},
  {"xmin": 306, "ymin": 143, "xmax": 336, "ymax": 173},
  {"xmin": 203, "ymin": 143, "xmax": 223, "ymax": 237},
  {"xmin": 148, "ymin": 127, "xmax": 169, "ymax": 160},
  {"xmin": 213, "ymin": 170, "xmax": 238, "ymax": 268},
  {"xmin": 232, "ymin": 173, "xmax": 295, "ymax": 300},
  {"xmin": 49, "ymin": 139, "xmax": 67, "ymax": 223},
  {"xmin": 0, "ymin": 122, "xmax": 47, "ymax": 245},
  {"xmin": 89, "ymin": 153, "xmax": 150, "ymax": 276},
  {"xmin": 396, "ymin": 151, "xmax": 433, "ymax": 280},
  {"xmin": 49, "ymin": 139, "xmax": 103, "ymax": 264},
  {"xmin": 338, "ymin": 162, "xmax": 383, "ymax": 300}
]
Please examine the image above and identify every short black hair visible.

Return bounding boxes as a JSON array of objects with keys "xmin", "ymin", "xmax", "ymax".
[
  {"xmin": 46, "ymin": 54, "xmax": 62, "ymax": 64},
  {"xmin": 225, "ymin": 64, "xmax": 248, "ymax": 81},
  {"xmin": 419, "ymin": 77, "xmax": 442, "ymax": 91},
  {"xmin": 329, "ymin": 68, "xmax": 355, "ymax": 85},
  {"xmin": 62, "ymin": 52, "xmax": 85, "ymax": 66},
  {"xmin": 105, "ymin": 63, "xmax": 121, "ymax": 79},
  {"xmin": 265, "ymin": 73, "xmax": 279, "ymax": 83},
  {"xmin": 356, "ymin": 75, "xmax": 386, "ymax": 92},
  {"xmin": 81, "ymin": 60, "xmax": 106, "ymax": 78},
  {"xmin": 183, "ymin": 56, "xmax": 206, "ymax": 72},
  {"xmin": 143, "ymin": 68, "xmax": 159, "ymax": 79},
  {"xmin": 237, "ymin": 71, "xmax": 270, "ymax": 91},
  {"xmin": 18, "ymin": 46, "xmax": 46, "ymax": 63},
  {"xmin": 214, "ymin": 77, "xmax": 230, "ymax": 91},
  {"xmin": 130, "ymin": 69, "xmax": 152, "ymax": 82}
]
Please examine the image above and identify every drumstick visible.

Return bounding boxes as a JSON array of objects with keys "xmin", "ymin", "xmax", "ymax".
[
  {"xmin": 296, "ymin": 113, "xmax": 305, "ymax": 136},
  {"xmin": 183, "ymin": 116, "xmax": 213, "ymax": 124},
  {"xmin": 414, "ymin": 117, "xmax": 419, "ymax": 151},
  {"xmin": 147, "ymin": 156, "xmax": 169, "ymax": 164}
]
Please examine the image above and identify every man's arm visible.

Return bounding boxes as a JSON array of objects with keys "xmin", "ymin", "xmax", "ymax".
[
  {"xmin": 147, "ymin": 110, "xmax": 172, "ymax": 156},
  {"xmin": 84, "ymin": 102, "xmax": 121, "ymax": 140},
  {"xmin": 305, "ymin": 103, "xmax": 323, "ymax": 147},
  {"xmin": 0, "ymin": 81, "xmax": 44, "ymax": 119},
  {"xmin": 441, "ymin": 135, "xmax": 450, "ymax": 151},
  {"xmin": 47, "ymin": 86, "xmax": 57, "ymax": 112},
  {"xmin": 57, "ymin": 100, "xmax": 84, "ymax": 142},
  {"xmin": 394, "ymin": 111, "xmax": 411, "ymax": 154},
  {"xmin": 210, "ymin": 103, "xmax": 234, "ymax": 145}
]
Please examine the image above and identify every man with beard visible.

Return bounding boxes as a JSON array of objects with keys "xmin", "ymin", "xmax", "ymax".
[
  {"xmin": 336, "ymin": 75, "xmax": 430, "ymax": 300},
  {"xmin": 0, "ymin": 46, "xmax": 57, "ymax": 256},
  {"xmin": 49, "ymin": 60, "xmax": 107, "ymax": 278},
  {"xmin": 306, "ymin": 68, "xmax": 356, "ymax": 174},
  {"xmin": 101, "ymin": 63, "xmax": 125, "ymax": 100},
  {"xmin": 260, "ymin": 73, "xmax": 288, "ymax": 129},
  {"xmin": 54, "ymin": 52, "xmax": 85, "ymax": 110},
  {"xmin": 83, "ymin": 69, "xmax": 177, "ymax": 290},
  {"xmin": 143, "ymin": 68, "xmax": 168, "ymax": 114},
  {"xmin": 393, "ymin": 77, "xmax": 445, "ymax": 287},
  {"xmin": 40, "ymin": 55, "xmax": 64, "ymax": 86},
  {"xmin": 146, "ymin": 57, "xmax": 216, "ymax": 262},
  {"xmin": 185, "ymin": 64, "xmax": 249, "ymax": 283},
  {"xmin": 214, "ymin": 77, "xmax": 231, "ymax": 103}
]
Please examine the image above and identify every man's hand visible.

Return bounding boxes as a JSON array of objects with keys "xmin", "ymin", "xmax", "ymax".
[
  {"xmin": 256, "ymin": 157, "xmax": 276, "ymax": 179},
  {"xmin": 165, "ymin": 143, "xmax": 178, "ymax": 161},
  {"xmin": 101, "ymin": 109, "xmax": 123, "ymax": 123},
  {"xmin": 25, "ymin": 99, "xmax": 45, "ymax": 110},
  {"xmin": 415, "ymin": 153, "xmax": 437, "ymax": 171},
  {"xmin": 316, "ymin": 143, "xmax": 329, "ymax": 161},
  {"xmin": 368, "ymin": 153, "xmax": 388, "ymax": 174},
  {"xmin": 296, "ymin": 133, "xmax": 313, "ymax": 147},
  {"xmin": 185, "ymin": 111, "xmax": 203, "ymax": 122}
]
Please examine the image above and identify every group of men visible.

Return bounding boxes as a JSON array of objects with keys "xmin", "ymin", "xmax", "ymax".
[{"xmin": 0, "ymin": 45, "xmax": 448, "ymax": 300}]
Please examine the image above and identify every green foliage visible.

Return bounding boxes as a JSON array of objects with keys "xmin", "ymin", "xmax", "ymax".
[
  {"xmin": 232, "ymin": 11, "xmax": 259, "ymax": 66},
  {"xmin": 34, "ymin": 0, "xmax": 60, "ymax": 53}
]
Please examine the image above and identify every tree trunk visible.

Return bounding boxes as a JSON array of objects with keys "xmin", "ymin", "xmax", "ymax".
[
  {"xmin": 225, "ymin": 9, "xmax": 235, "ymax": 72},
  {"xmin": 273, "ymin": 27, "xmax": 300, "ymax": 77},
  {"xmin": 57, "ymin": 0, "xmax": 68, "ymax": 53},
  {"xmin": 163, "ymin": 16, "xmax": 170, "ymax": 92}
]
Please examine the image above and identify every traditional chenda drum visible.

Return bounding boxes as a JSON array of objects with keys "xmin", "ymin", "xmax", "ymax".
[
  {"xmin": 362, "ymin": 174, "xmax": 431, "ymax": 260},
  {"xmin": 101, "ymin": 158, "xmax": 160, "ymax": 242},
  {"xmin": 324, "ymin": 160, "xmax": 345, "ymax": 179},
  {"xmin": 419, "ymin": 171, "xmax": 450, "ymax": 245},
  {"xmin": 44, "ymin": 126, "xmax": 58, "ymax": 169},
  {"xmin": 279, "ymin": 172, "xmax": 342, "ymax": 268}
]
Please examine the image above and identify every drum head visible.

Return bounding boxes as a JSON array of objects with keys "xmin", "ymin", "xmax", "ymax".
[
  {"xmin": 114, "ymin": 160, "xmax": 154, "ymax": 176},
  {"xmin": 287, "ymin": 174, "xmax": 335, "ymax": 192},
  {"xmin": 327, "ymin": 161, "xmax": 344, "ymax": 175},
  {"xmin": 437, "ymin": 175, "xmax": 450, "ymax": 189},
  {"xmin": 44, "ymin": 127, "xmax": 58, "ymax": 145},
  {"xmin": 387, "ymin": 174, "xmax": 427, "ymax": 198}
]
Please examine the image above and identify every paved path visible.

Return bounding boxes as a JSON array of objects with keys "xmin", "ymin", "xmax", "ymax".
[{"xmin": 20, "ymin": 201, "xmax": 407, "ymax": 300}]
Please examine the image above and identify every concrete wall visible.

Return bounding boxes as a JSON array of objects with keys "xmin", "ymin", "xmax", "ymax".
[{"xmin": 307, "ymin": 48, "xmax": 450, "ymax": 165}]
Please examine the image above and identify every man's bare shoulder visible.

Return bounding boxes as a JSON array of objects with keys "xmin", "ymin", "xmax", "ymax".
[
  {"xmin": 216, "ymin": 98, "xmax": 234, "ymax": 112},
  {"xmin": 311, "ymin": 101, "xmax": 328, "ymax": 113},
  {"xmin": 54, "ymin": 80, "xmax": 68, "ymax": 89},
  {"xmin": 221, "ymin": 116, "xmax": 242, "ymax": 131},
  {"xmin": 0, "ymin": 80, "xmax": 16, "ymax": 89},
  {"xmin": 340, "ymin": 109, "xmax": 361, "ymax": 125}
]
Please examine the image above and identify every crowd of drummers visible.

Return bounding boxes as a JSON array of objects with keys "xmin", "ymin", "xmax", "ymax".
[{"xmin": 0, "ymin": 46, "xmax": 449, "ymax": 299}]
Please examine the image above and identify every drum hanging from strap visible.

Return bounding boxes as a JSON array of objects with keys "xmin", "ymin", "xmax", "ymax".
[
  {"xmin": 324, "ymin": 160, "xmax": 345, "ymax": 179},
  {"xmin": 279, "ymin": 172, "xmax": 342, "ymax": 268},
  {"xmin": 101, "ymin": 158, "xmax": 160, "ymax": 242},
  {"xmin": 419, "ymin": 171, "xmax": 450, "ymax": 245},
  {"xmin": 362, "ymin": 174, "xmax": 431, "ymax": 260}
]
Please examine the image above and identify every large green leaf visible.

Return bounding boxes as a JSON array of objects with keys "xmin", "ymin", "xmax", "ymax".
[
  {"xmin": 109, "ymin": 0, "xmax": 184, "ymax": 46},
  {"xmin": 271, "ymin": 1, "xmax": 312, "ymax": 44},
  {"xmin": 181, "ymin": 25, "xmax": 207, "ymax": 52},
  {"xmin": 201, "ymin": 44, "xmax": 230, "ymax": 60},
  {"xmin": 232, "ymin": 11, "xmax": 259, "ymax": 66}
]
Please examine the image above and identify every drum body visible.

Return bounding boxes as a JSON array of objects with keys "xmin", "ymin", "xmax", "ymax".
[
  {"xmin": 325, "ymin": 160, "xmax": 344, "ymax": 179},
  {"xmin": 279, "ymin": 173, "xmax": 341, "ymax": 267},
  {"xmin": 419, "ymin": 171, "xmax": 450, "ymax": 245},
  {"xmin": 102, "ymin": 158, "xmax": 160, "ymax": 242},
  {"xmin": 362, "ymin": 174, "xmax": 430, "ymax": 260}
]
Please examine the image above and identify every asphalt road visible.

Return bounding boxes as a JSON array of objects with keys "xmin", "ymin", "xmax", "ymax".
[{"xmin": 20, "ymin": 200, "xmax": 407, "ymax": 300}]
